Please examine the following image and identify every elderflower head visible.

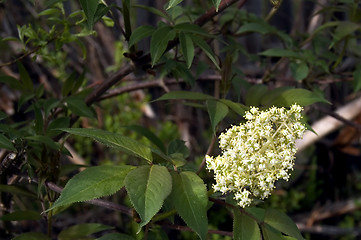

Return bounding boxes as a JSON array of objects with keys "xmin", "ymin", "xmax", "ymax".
[{"xmin": 206, "ymin": 104, "xmax": 306, "ymax": 208}]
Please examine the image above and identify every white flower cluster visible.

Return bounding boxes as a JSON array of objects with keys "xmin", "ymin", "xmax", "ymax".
[{"xmin": 206, "ymin": 104, "xmax": 306, "ymax": 208}]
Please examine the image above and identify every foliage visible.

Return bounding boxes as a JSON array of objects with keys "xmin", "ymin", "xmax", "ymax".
[{"xmin": 0, "ymin": 0, "xmax": 360, "ymax": 240}]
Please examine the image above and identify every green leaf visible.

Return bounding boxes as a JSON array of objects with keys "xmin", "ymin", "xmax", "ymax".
[
  {"xmin": 48, "ymin": 165, "xmax": 134, "ymax": 211},
  {"xmin": 12, "ymin": 232, "xmax": 50, "ymax": 240},
  {"xmin": 171, "ymin": 171, "xmax": 208, "ymax": 240},
  {"xmin": 330, "ymin": 21, "xmax": 360, "ymax": 48},
  {"xmin": 167, "ymin": 0, "xmax": 183, "ymax": 9},
  {"xmin": 58, "ymin": 223, "xmax": 113, "ymax": 240},
  {"xmin": 46, "ymin": 117, "xmax": 70, "ymax": 137},
  {"xmin": 179, "ymin": 32, "xmax": 194, "ymax": 68},
  {"xmin": 174, "ymin": 23, "xmax": 214, "ymax": 38},
  {"xmin": 0, "ymin": 111, "xmax": 7, "ymax": 120},
  {"xmin": 133, "ymin": 4, "xmax": 172, "ymax": 23},
  {"xmin": 154, "ymin": 91, "xmax": 214, "ymax": 101},
  {"xmin": 79, "ymin": 0, "xmax": 99, "ymax": 29},
  {"xmin": 62, "ymin": 71, "xmax": 77, "ymax": 97},
  {"xmin": 264, "ymin": 209, "xmax": 304, "ymax": 240},
  {"xmin": 150, "ymin": 25, "xmax": 176, "ymax": 66},
  {"xmin": 37, "ymin": 8, "xmax": 60, "ymax": 17},
  {"xmin": 167, "ymin": 139, "xmax": 189, "ymax": 158},
  {"xmin": 0, "ymin": 184, "xmax": 37, "ymax": 199},
  {"xmin": 124, "ymin": 125, "xmax": 166, "ymax": 153},
  {"xmin": 260, "ymin": 86, "xmax": 294, "ymax": 107},
  {"xmin": 245, "ymin": 207, "xmax": 265, "ymax": 222},
  {"xmin": 0, "ymin": 134, "xmax": 15, "ymax": 151},
  {"xmin": 96, "ymin": 233, "xmax": 136, "ymax": 240},
  {"xmin": 17, "ymin": 62, "xmax": 34, "ymax": 92},
  {"xmin": 291, "ymin": 62, "xmax": 309, "ymax": 81},
  {"xmin": 271, "ymin": 88, "xmax": 330, "ymax": 107},
  {"xmin": 233, "ymin": 209, "xmax": 261, "ymax": 240},
  {"xmin": 219, "ymin": 99, "xmax": 247, "ymax": 116},
  {"xmin": 212, "ymin": 0, "xmax": 221, "ymax": 11},
  {"xmin": 124, "ymin": 165, "xmax": 172, "ymax": 228},
  {"xmin": 236, "ymin": 22, "xmax": 273, "ymax": 35},
  {"xmin": 93, "ymin": 3, "xmax": 111, "ymax": 26},
  {"xmin": 66, "ymin": 96, "xmax": 96, "ymax": 118},
  {"xmin": 1, "ymin": 210, "xmax": 41, "ymax": 221},
  {"xmin": 60, "ymin": 128, "xmax": 153, "ymax": 162},
  {"xmin": 261, "ymin": 224, "xmax": 285, "ymax": 240},
  {"xmin": 353, "ymin": 68, "xmax": 361, "ymax": 92},
  {"xmin": 245, "ymin": 84, "xmax": 268, "ymax": 106},
  {"xmin": 128, "ymin": 25, "xmax": 155, "ymax": 48},
  {"xmin": 25, "ymin": 135, "xmax": 60, "ymax": 151},
  {"xmin": 190, "ymin": 35, "xmax": 220, "ymax": 70},
  {"xmin": 0, "ymin": 75, "xmax": 22, "ymax": 90},
  {"xmin": 260, "ymin": 48, "xmax": 300, "ymax": 58},
  {"xmin": 206, "ymin": 99, "xmax": 229, "ymax": 133}
]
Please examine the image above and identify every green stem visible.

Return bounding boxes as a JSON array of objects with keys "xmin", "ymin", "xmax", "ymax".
[
  {"xmin": 151, "ymin": 209, "xmax": 177, "ymax": 223},
  {"xmin": 265, "ymin": 0, "xmax": 283, "ymax": 22}
]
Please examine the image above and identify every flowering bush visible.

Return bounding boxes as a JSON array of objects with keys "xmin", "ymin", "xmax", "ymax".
[{"xmin": 206, "ymin": 104, "xmax": 306, "ymax": 207}]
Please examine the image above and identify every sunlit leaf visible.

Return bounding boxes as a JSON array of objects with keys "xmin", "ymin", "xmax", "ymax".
[
  {"xmin": 233, "ymin": 209, "xmax": 261, "ymax": 240},
  {"xmin": 171, "ymin": 171, "xmax": 208, "ymax": 240},
  {"xmin": 59, "ymin": 128, "xmax": 153, "ymax": 162},
  {"xmin": 124, "ymin": 165, "xmax": 172, "ymax": 228},
  {"xmin": 48, "ymin": 165, "xmax": 134, "ymax": 211}
]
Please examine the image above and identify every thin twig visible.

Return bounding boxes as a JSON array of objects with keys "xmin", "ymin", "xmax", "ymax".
[{"xmin": 196, "ymin": 134, "xmax": 218, "ymax": 174}]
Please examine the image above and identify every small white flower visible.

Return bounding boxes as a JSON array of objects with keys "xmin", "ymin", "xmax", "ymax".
[{"xmin": 206, "ymin": 104, "xmax": 306, "ymax": 207}]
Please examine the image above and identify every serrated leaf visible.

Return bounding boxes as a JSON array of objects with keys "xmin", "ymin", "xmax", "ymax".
[
  {"xmin": 245, "ymin": 84, "xmax": 267, "ymax": 106},
  {"xmin": 154, "ymin": 91, "xmax": 214, "ymax": 101},
  {"xmin": 12, "ymin": 232, "xmax": 50, "ymax": 240},
  {"xmin": 260, "ymin": 48, "xmax": 300, "ymax": 58},
  {"xmin": 0, "ymin": 134, "xmax": 15, "ymax": 151},
  {"xmin": 179, "ymin": 32, "xmax": 194, "ymax": 68},
  {"xmin": 264, "ymin": 209, "xmax": 304, "ymax": 240},
  {"xmin": 96, "ymin": 233, "xmax": 136, "ymax": 240},
  {"xmin": 128, "ymin": 25, "xmax": 155, "ymax": 48},
  {"xmin": 58, "ymin": 223, "xmax": 113, "ymax": 240},
  {"xmin": 124, "ymin": 125, "xmax": 166, "ymax": 153},
  {"xmin": 124, "ymin": 165, "xmax": 172, "ymax": 228},
  {"xmin": 167, "ymin": 0, "xmax": 183, "ymax": 9},
  {"xmin": 171, "ymin": 171, "xmax": 208, "ymax": 240},
  {"xmin": 1, "ymin": 210, "xmax": 41, "ymax": 221},
  {"xmin": 219, "ymin": 99, "xmax": 247, "ymax": 116},
  {"xmin": 48, "ymin": 165, "xmax": 134, "ymax": 211},
  {"xmin": 60, "ymin": 128, "xmax": 153, "ymax": 162},
  {"xmin": 150, "ymin": 25, "xmax": 176, "ymax": 66},
  {"xmin": 17, "ymin": 62, "xmax": 34, "ymax": 92},
  {"xmin": 233, "ymin": 209, "xmax": 261, "ymax": 240},
  {"xmin": 66, "ymin": 96, "xmax": 96, "ymax": 118},
  {"xmin": 206, "ymin": 99, "xmax": 229, "ymax": 133},
  {"xmin": 190, "ymin": 35, "xmax": 220, "ymax": 70},
  {"xmin": 271, "ymin": 88, "xmax": 330, "ymax": 107}
]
